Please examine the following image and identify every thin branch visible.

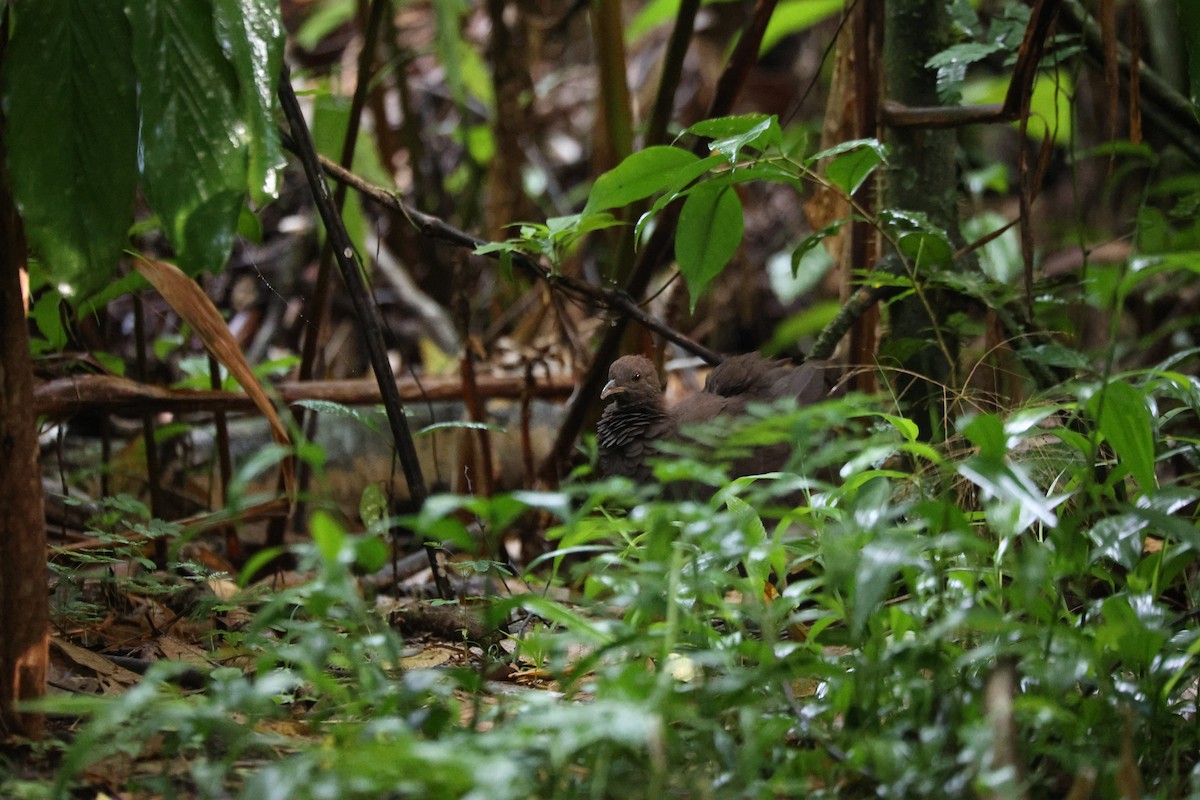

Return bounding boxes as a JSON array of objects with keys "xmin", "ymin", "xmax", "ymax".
[
  {"xmin": 278, "ymin": 66, "xmax": 452, "ymax": 600},
  {"xmin": 880, "ymin": 101, "xmax": 1013, "ymax": 128},
  {"xmin": 1003, "ymin": 0, "xmax": 1062, "ymax": 119},
  {"xmin": 310, "ymin": 152, "xmax": 722, "ymax": 364},
  {"xmin": 645, "ymin": 0, "xmax": 701, "ymax": 147}
]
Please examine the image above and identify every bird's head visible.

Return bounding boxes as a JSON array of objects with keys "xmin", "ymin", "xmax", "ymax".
[{"xmin": 601, "ymin": 355, "xmax": 663, "ymax": 407}]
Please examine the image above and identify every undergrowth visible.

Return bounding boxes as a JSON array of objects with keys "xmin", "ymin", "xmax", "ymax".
[{"xmin": 8, "ymin": 367, "xmax": 1200, "ymax": 799}]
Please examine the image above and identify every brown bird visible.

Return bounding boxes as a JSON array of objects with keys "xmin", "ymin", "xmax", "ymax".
[{"xmin": 596, "ymin": 353, "xmax": 836, "ymax": 483}]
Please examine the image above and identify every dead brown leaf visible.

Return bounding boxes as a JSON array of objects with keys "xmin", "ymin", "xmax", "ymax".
[{"xmin": 132, "ymin": 256, "xmax": 294, "ymax": 500}]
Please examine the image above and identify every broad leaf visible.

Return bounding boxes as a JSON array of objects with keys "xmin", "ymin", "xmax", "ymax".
[
  {"xmin": 820, "ymin": 139, "xmax": 888, "ymax": 195},
  {"xmin": 701, "ymin": 115, "xmax": 783, "ymax": 165},
  {"xmin": 129, "ymin": 0, "xmax": 249, "ymax": 275},
  {"xmin": 925, "ymin": 41, "xmax": 1005, "ymax": 72},
  {"xmin": 687, "ymin": 114, "xmax": 775, "ymax": 141},
  {"xmin": 959, "ymin": 412, "xmax": 1007, "ymax": 459},
  {"xmin": 675, "ymin": 182, "xmax": 744, "ymax": 308},
  {"xmin": 417, "ymin": 421, "xmax": 508, "ymax": 437},
  {"xmin": 880, "ymin": 209, "xmax": 954, "ymax": 267},
  {"xmin": 957, "ymin": 455, "xmax": 1059, "ymax": 528},
  {"xmin": 635, "ymin": 154, "xmax": 757, "ymax": 240},
  {"xmin": 1088, "ymin": 380, "xmax": 1157, "ymax": 493},
  {"xmin": 627, "ymin": 0, "xmax": 681, "ymax": 42},
  {"xmin": 852, "ymin": 534, "xmax": 925, "ymax": 637},
  {"xmin": 358, "ymin": 483, "xmax": 388, "ymax": 530},
  {"xmin": 212, "ymin": 0, "xmax": 287, "ymax": 204},
  {"xmin": 791, "ymin": 219, "xmax": 847, "ymax": 276},
  {"xmin": 5, "ymin": 0, "xmax": 138, "ymax": 299},
  {"xmin": 585, "ymin": 146, "xmax": 700, "ymax": 213}
]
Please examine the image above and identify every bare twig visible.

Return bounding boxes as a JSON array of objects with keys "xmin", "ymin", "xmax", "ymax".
[
  {"xmin": 279, "ymin": 66, "xmax": 452, "ymax": 600},
  {"xmin": 644, "ymin": 0, "xmax": 701, "ymax": 147}
]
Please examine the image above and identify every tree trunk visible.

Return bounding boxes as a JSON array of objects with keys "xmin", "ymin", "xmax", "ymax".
[
  {"xmin": 883, "ymin": 0, "xmax": 961, "ymax": 438},
  {"xmin": 0, "ymin": 104, "xmax": 48, "ymax": 739}
]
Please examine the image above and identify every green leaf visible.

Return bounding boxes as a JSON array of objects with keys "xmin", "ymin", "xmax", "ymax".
[
  {"xmin": 852, "ymin": 534, "xmax": 924, "ymax": 637},
  {"xmin": 294, "ymin": 0, "xmax": 354, "ymax": 50},
  {"xmin": 416, "ymin": 421, "xmax": 508, "ymax": 437},
  {"xmin": 212, "ymin": 0, "xmax": 287, "ymax": 205},
  {"xmin": 294, "ymin": 399, "xmax": 385, "ymax": 436},
  {"xmin": 925, "ymin": 41, "xmax": 1004, "ymax": 71},
  {"xmin": 128, "ymin": 0, "xmax": 248, "ymax": 275},
  {"xmin": 761, "ymin": 0, "xmax": 844, "ymax": 54},
  {"xmin": 1087, "ymin": 513, "xmax": 1146, "ymax": 569},
  {"xmin": 311, "ymin": 511, "xmax": 345, "ymax": 564},
  {"xmin": 687, "ymin": 114, "xmax": 773, "ymax": 141},
  {"xmin": 310, "ymin": 91, "xmax": 393, "ymax": 259},
  {"xmin": 495, "ymin": 595, "xmax": 614, "ymax": 646},
  {"xmin": 957, "ymin": 455, "xmax": 1058, "ymax": 527},
  {"xmin": 310, "ymin": 91, "xmax": 394, "ymax": 190},
  {"xmin": 354, "ymin": 534, "xmax": 388, "ymax": 573},
  {"xmin": 585, "ymin": 146, "xmax": 700, "ymax": 213},
  {"xmin": 791, "ymin": 220, "xmax": 847, "ymax": 275},
  {"xmin": 626, "ymin": 0, "xmax": 680, "ymax": 42},
  {"xmin": 1022, "ymin": 344, "xmax": 1092, "ymax": 371},
  {"xmin": 701, "ymin": 115, "xmax": 783, "ymax": 165},
  {"xmin": 1098, "ymin": 594, "xmax": 1168, "ymax": 670},
  {"xmin": 1087, "ymin": 380, "xmax": 1157, "ymax": 493},
  {"xmin": 542, "ymin": 212, "xmax": 622, "ymax": 250},
  {"xmin": 359, "ymin": 483, "xmax": 389, "ymax": 529},
  {"xmin": 764, "ymin": 301, "xmax": 840, "ymax": 355},
  {"xmin": 961, "ymin": 71, "xmax": 1073, "ymax": 145},
  {"xmin": 959, "ymin": 412, "xmax": 1007, "ymax": 459},
  {"xmin": 634, "ymin": 154, "xmax": 734, "ymax": 240},
  {"xmin": 5, "ymin": 0, "xmax": 138, "ymax": 299},
  {"xmin": 675, "ymin": 182, "xmax": 744, "ymax": 309},
  {"xmin": 823, "ymin": 142, "xmax": 886, "ymax": 196},
  {"xmin": 29, "ymin": 290, "xmax": 68, "ymax": 352},
  {"xmin": 509, "ymin": 490, "xmax": 575, "ymax": 521},
  {"xmin": 879, "ymin": 209, "xmax": 954, "ymax": 267}
]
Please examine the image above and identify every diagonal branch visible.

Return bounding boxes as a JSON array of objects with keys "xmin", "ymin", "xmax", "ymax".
[
  {"xmin": 278, "ymin": 67, "xmax": 452, "ymax": 600},
  {"xmin": 311, "ymin": 153, "xmax": 723, "ymax": 365}
]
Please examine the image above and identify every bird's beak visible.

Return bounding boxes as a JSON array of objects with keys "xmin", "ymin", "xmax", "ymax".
[{"xmin": 601, "ymin": 379, "xmax": 623, "ymax": 400}]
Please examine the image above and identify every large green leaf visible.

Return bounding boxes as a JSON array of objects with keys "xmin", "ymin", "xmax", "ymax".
[
  {"xmin": 1088, "ymin": 380, "xmax": 1157, "ymax": 494},
  {"xmin": 5, "ymin": 0, "xmax": 138, "ymax": 299},
  {"xmin": 585, "ymin": 146, "xmax": 700, "ymax": 213},
  {"xmin": 128, "ymin": 0, "xmax": 248, "ymax": 275},
  {"xmin": 956, "ymin": 455, "xmax": 1059, "ymax": 528},
  {"xmin": 819, "ymin": 140, "xmax": 887, "ymax": 196},
  {"xmin": 675, "ymin": 182, "xmax": 743, "ymax": 308},
  {"xmin": 687, "ymin": 114, "xmax": 782, "ymax": 165},
  {"xmin": 634, "ymin": 153, "xmax": 726, "ymax": 240},
  {"xmin": 212, "ymin": 0, "xmax": 287, "ymax": 205},
  {"xmin": 706, "ymin": 115, "xmax": 782, "ymax": 165}
]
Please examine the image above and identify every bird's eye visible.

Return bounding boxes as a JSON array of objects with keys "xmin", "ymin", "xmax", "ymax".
[{"xmin": 633, "ymin": 372, "xmax": 641, "ymax": 380}]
